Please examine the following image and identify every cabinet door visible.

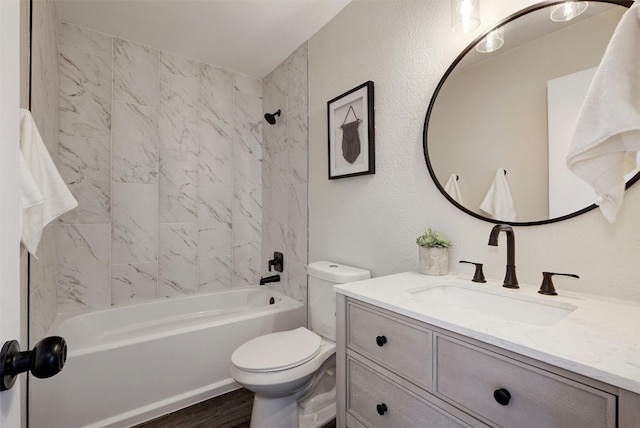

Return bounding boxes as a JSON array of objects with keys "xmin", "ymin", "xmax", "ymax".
[
  {"xmin": 435, "ymin": 336, "xmax": 616, "ymax": 428},
  {"xmin": 348, "ymin": 302, "xmax": 433, "ymax": 390},
  {"xmin": 347, "ymin": 356, "xmax": 477, "ymax": 428}
]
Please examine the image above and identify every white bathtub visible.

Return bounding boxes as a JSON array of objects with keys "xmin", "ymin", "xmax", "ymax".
[{"xmin": 30, "ymin": 287, "xmax": 304, "ymax": 428}]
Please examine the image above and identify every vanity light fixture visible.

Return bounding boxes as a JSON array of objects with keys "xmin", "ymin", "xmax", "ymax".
[
  {"xmin": 475, "ymin": 28, "xmax": 504, "ymax": 53},
  {"xmin": 451, "ymin": 0, "xmax": 480, "ymax": 34},
  {"xmin": 550, "ymin": 1, "xmax": 589, "ymax": 22}
]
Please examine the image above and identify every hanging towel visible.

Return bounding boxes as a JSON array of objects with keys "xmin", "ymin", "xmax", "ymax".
[
  {"xmin": 479, "ymin": 168, "xmax": 516, "ymax": 222},
  {"xmin": 565, "ymin": 2, "xmax": 640, "ymax": 223},
  {"xmin": 443, "ymin": 174, "xmax": 464, "ymax": 204},
  {"xmin": 20, "ymin": 153, "xmax": 44, "ymax": 210},
  {"xmin": 20, "ymin": 109, "xmax": 77, "ymax": 256}
]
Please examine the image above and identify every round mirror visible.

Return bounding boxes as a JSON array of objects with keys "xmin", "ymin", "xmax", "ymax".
[{"xmin": 424, "ymin": 0, "xmax": 638, "ymax": 225}]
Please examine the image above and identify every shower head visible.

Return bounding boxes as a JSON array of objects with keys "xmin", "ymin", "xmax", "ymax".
[{"xmin": 264, "ymin": 109, "xmax": 281, "ymax": 125}]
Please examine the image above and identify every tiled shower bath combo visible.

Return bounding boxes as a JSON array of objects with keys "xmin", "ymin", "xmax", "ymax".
[{"xmin": 28, "ymin": 0, "xmax": 309, "ymax": 424}]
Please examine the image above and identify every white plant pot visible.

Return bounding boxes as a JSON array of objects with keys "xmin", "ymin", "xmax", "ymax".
[{"xmin": 418, "ymin": 246, "xmax": 448, "ymax": 275}]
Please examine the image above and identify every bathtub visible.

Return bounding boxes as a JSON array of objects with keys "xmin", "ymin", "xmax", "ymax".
[{"xmin": 30, "ymin": 287, "xmax": 304, "ymax": 428}]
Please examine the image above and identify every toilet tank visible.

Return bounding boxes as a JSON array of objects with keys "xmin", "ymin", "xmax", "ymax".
[{"xmin": 307, "ymin": 261, "xmax": 370, "ymax": 341}]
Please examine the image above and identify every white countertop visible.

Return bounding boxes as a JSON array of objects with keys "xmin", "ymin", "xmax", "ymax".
[{"xmin": 334, "ymin": 271, "xmax": 640, "ymax": 394}]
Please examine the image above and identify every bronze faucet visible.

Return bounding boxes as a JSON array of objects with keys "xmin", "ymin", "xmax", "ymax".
[{"xmin": 488, "ymin": 224, "xmax": 518, "ymax": 289}]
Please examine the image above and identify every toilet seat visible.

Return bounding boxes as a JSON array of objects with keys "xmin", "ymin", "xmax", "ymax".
[{"xmin": 231, "ymin": 327, "xmax": 322, "ymax": 372}]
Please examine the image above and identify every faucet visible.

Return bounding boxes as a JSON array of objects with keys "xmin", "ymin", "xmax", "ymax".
[
  {"xmin": 488, "ymin": 224, "xmax": 518, "ymax": 289},
  {"xmin": 259, "ymin": 274, "xmax": 280, "ymax": 286}
]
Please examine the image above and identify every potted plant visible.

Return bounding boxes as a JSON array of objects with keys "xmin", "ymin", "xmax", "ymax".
[{"xmin": 416, "ymin": 228, "xmax": 451, "ymax": 275}]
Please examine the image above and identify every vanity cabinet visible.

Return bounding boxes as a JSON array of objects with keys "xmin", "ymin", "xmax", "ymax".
[
  {"xmin": 347, "ymin": 303, "xmax": 433, "ymax": 390},
  {"xmin": 336, "ymin": 295, "xmax": 639, "ymax": 428},
  {"xmin": 347, "ymin": 355, "xmax": 474, "ymax": 428},
  {"xmin": 435, "ymin": 336, "xmax": 615, "ymax": 428}
]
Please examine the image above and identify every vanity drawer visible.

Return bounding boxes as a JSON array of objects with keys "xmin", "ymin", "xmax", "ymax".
[
  {"xmin": 347, "ymin": 302, "xmax": 432, "ymax": 390},
  {"xmin": 435, "ymin": 336, "xmax": 616, "ymax": 428},
  {"xmin": 347, "ymin": 356, "xmax": 475, "ymax": 428}
]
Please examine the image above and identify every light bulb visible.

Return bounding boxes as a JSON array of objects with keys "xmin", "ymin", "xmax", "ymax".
[
  {"xmin": 550, "ymin": 1, "xmax": 589, "ymax": 22},
  {"xmin": 476, "ymin": 28, "xmax": 504, "ymax": 53},
  {"xmin": 452, "ymin": 0, "xmax": 481, "ymax": 34}
]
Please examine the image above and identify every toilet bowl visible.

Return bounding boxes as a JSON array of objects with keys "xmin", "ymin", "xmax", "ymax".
[
  {"xmin": 230, "ymin": 261, "xmax": 370, "ymax": 428},
  {"xmin": 230, "ymin": 328, "xmax": 336, "ymax": 428}
]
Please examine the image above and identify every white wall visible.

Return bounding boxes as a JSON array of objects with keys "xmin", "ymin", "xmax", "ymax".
[{"xmin": 309, "ymin": 0, "xmax": 640, "ymax": 303}]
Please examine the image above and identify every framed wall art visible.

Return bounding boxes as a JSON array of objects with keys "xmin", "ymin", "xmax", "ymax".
[{"xmin": 327, "ymin": 81, "xmax": 375, "ymax": 179}]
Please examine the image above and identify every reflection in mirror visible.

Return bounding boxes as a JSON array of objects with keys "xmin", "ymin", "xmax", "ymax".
[{"xmin": 425, "ymin": 0, "xmax": 637, "ymax": 225}]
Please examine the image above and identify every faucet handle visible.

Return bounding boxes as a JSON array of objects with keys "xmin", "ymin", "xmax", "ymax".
[
  {"xmin": 538, "ymin": 272, "xmax": 579, "ymax": 296},
  {"xmin": 459, "ymin": 261, "xmax": 487, "ymax": 283},
  {"xmin": 267, "ymin": 252, "xmax": 284, "ymax": 272}
]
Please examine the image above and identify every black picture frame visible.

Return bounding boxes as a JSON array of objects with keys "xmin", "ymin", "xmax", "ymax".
[{"xmin": 327, "ymin": 81, "xmax": 375, "ymax": 179}]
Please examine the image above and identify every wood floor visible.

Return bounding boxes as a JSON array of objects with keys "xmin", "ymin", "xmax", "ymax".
[{"xmin": 135, "ymin": 388, "xmax": 336, "ymax": 428}]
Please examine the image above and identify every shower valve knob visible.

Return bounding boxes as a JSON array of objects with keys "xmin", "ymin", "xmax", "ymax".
[
  {"xmin": 268, "ymin": 252, "xmax": 284, "ymax": 273},
  {"xmin": 0, "ymin": 336, "xmax": 67, "ymax": 391}
]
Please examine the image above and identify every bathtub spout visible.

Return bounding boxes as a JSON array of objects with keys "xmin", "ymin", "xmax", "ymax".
[{"xmin": 260, "ymin": 275, "xmax": 280, "ymax": 285}]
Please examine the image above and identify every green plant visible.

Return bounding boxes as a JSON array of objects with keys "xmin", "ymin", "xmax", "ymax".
[{"xmin": 416, "ymin": 228, "xmax": 451, "ymax": 248}]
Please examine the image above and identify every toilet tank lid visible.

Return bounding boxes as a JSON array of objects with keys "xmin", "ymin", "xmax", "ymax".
[{"xmin": 307, "ymin": 261, "xmax": 371, "ymax": 283}]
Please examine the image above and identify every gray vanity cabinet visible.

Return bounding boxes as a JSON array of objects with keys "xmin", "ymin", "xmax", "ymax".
[
  {"xmin": 336, "ymin": 295, "xmax": 640, "ymax": 428},
  {"xmin": 435, "ymin": 336, "xmax": 615, "ymax": 428}
]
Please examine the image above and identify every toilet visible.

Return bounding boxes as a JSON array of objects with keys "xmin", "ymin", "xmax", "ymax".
[{"xmin": 230, "ymin": 261, "xmax": 370, "ymax": 428}]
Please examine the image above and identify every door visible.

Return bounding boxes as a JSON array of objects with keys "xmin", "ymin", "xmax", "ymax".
[{"xmin": 0, "ymin": 0, "xmax": 24, "ymax": 425}]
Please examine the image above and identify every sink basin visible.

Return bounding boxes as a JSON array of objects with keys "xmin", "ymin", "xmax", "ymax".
[{"xmin": 409, "ymin": 284, "xmax": 576, "ymax": 326}]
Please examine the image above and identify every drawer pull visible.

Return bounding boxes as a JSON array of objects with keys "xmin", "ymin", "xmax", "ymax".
[
  {"xmin": 376, "ymin": 335, "xmax": 387, "ymax": 346},
  {"xmin": 376, "ymin": 403, "xmax": 388, "ymax": 415},
  {"xmin": 493, "ymin": 388, "xmax": 511, "ymax": 406}
]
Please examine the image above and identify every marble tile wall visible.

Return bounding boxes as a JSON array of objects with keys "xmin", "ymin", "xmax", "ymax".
[
  {"xmin": 56, "ymin": 23, "xmax": 263, "ymax": 312},
  {"xmin": 57, "ymin": 21, "xmax": 113, "ymax": 313},
  {"xmin": 262, "ymin": 42, "xmax": 309, "ymax": 320},
  {"xmin": 29, "ymin": 0, "xmax": 60, "ymax": 345},
  {"xmin": 233, "ymin": 75, "xmax": 263, "ymax": 288}
]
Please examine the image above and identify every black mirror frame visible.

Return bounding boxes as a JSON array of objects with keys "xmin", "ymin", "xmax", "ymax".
[{"xmin": 423, "ymin": 0, "xmax": 637, "ymax": 226}]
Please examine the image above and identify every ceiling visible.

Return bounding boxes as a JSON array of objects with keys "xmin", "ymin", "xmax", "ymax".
[{"xmin": 55, "ymin": 0, "xmax": 352, "ymax": 79}]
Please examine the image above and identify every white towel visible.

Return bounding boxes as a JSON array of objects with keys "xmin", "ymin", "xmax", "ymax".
[
  {"xmin": 566, "ymin": 2, "xmax": 640, "ymax": 223},
  {"xmin": 443, "ymin": 173, "xmax": 464, "ymax": 205},
  {"xmin": 20, "ymin": 153, "xmax": 44, "ymax": 210},
  {"xmin": 20, "ymin": 109, "xmax": 77, "ymax": 256},
  {"xmin": 479, "ymin": 168, "xmax": 516, "ymax": 221}
]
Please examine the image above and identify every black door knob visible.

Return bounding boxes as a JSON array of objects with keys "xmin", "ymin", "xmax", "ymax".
[
  {"xmin": 376, "ymin": 403, "xmax": 388, "ymax": 415},
  {"xmin": 493, "ymin": 388, "xmax": 511, "ymax": 406},
  {"xmin": 376, "ymin": 335, "xmax": 387, "ymax": 347},
  {"xmin": 0, "ymin": 336, "xmax": 67, "ymax": 391}
]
